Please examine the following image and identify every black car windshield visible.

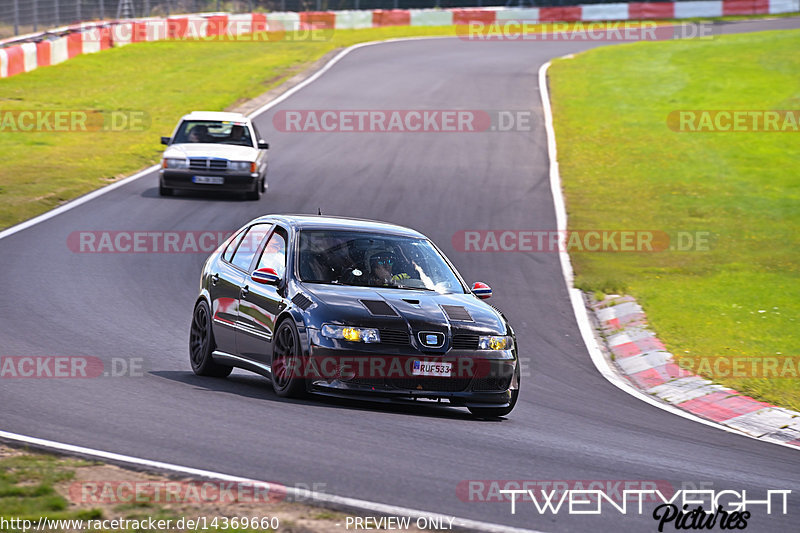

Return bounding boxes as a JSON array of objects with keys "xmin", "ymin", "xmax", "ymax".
[
  {"xmin": 298, "ymin": 230, "xmax": 465, "ymax": 294},
  {"xmin": 173, "ymin": 120, "xmax": 253, "ymax": 147}
]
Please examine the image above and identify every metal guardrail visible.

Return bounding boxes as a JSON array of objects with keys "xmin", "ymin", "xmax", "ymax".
[
  {"xmin": 2, "ymin": 0, "xmax": 658, "ymax": 38},
  {"xmin": 4, "ymin": 0, "xmax": 770, "ymax": 39}
]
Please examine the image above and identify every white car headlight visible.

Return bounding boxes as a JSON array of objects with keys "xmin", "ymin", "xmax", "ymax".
[
  {"xmin": 321, "ymin": 325, "xmax": 381, "ymax": 343},
  {"xmin": 163, "ymin": 158, "xmax": 188, "ymax": 169},
  {"xmin": 229, "ymin": 161, "xmax": 252, "ymax": 172},
  {"xmin": 478, "ymin": 335, "xmax": 513, "ymax": 350}
]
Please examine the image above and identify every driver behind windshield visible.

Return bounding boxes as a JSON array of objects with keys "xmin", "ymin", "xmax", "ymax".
[{"xmin": 367, "ymin": 252, "xmax": 411, "ymax": 287}]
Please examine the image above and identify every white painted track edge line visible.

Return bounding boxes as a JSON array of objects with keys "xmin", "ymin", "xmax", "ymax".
[
  {"xmin": 537, "ymin": 59, "xmax": 798, "ymax": 451},
  {"xmin": 0, "ymin": 34, "xmax": 543, "ymax": 533},
  {"xmin": 0, "ymin": 165, "xmax": 159, "ymax": 241},
  {"xmin": 0, "ymin": 429, "xmax": 543, "ymax": 533},
  {"xmin": 0, "ymin": 35, "xmax": 453, "ymax": 244}
]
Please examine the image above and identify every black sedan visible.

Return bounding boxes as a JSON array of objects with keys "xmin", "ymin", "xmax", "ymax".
[{"xmin": 190, "ymin": 215, "xmax": 520, "ymax": 417}]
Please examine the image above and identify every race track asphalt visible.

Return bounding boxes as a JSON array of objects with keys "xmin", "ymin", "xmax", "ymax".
[{"xmin": 1, "ymin": 17, "xmax": 799, "ymax": 532}]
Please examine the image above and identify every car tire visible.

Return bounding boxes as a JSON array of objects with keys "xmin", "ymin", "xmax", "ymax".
[
  {"xmin": 189, "ymin": 300, "xmax": 233, "ymax": 377},
  {"xmin": 260, "ymin": 176, "xmax": 267, "ymax": 193},
  {"xmin": 159, "ymin": 183, "xmax": 174, "ymax": 196},
  {"xmin": 468, "ymin": 366, "xmax": 520, "ymax": 419},
  {"xmin": 271, "ymin": 319, "xmax": 307, "ymax": 398},
  {"xmin": 245, "ymin": 183, "xmax": 261, "ymax": 201}
]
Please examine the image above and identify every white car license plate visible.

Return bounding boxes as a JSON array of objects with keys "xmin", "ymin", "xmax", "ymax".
[
  {"xmin": 412, "ymin": 361, "xmax": 452, "ymax": 377},
  {"xmin": 192, "ymin": 176, "xmax": 224, "ymax": 185}
]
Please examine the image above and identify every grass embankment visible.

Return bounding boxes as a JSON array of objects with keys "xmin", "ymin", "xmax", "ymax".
[
  {"xmin": 0, "ymin": 25, "xmax": 460, "ymax": 229},
  {"xmin": 0, "ymin": 444, "xmax": 384, "ymax": 532},
  {"xmin": 549, "ymin": 29, "xmax": 800, "ymax": 410}
]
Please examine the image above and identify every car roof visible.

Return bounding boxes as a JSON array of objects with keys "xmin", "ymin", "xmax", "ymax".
[
  {"xmin": 180, "ymin": 111, "xmax": 249, "ymax": 123},
  {"xmin": 251, "ymin": 215, "xmax": 427, "ymax": 239}
]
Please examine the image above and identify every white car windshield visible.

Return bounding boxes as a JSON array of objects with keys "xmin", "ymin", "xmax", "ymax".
[
  {"xmin": 298, "ymin": 230, "xmax": 465, "ymax": 294},
  {"xmin": 173, "ymin": 120, "xmax": 253, "ymax": 147}
]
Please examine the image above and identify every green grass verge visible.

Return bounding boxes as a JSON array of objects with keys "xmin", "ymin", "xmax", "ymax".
[
  {"xmin": 549, "ymin": 29, "xmax": 800, "ymax": 410},
  {"xmin": 0, "ymin": 25, "xmax": 461, "ymax": 230},
  {"xmin": 0, "ymin": 445, "xmax": 356, "ymax": 532},
  {"xmin": 0, "ymin": 15, "xmax": 787, "ymax": 230},
  {"xmin": 0, "ymin": 451, "xmax": 100, "ymax": 522},
  {"xmin": 0, "ymin": 447, "xmax": 263, "ymax": 531}
]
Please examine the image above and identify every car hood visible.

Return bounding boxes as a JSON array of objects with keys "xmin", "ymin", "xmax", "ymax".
[
  {"xmin": 164, "ymin": 143, "xmax": 259, "ymax": 161},
  {"xmin": 301, "ymin": 284, "xmax": 507, "ymax": 338}
]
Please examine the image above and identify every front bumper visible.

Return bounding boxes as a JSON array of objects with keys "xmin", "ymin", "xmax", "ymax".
[
  {"xmin": 303, "ymin": 339, "xmax": 519, "ymax": 407},
  {"xmin": 160, "ymin": 169, "xmax": 259, "ymax": 192}
]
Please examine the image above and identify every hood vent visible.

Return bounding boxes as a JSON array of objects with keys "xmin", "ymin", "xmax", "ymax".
[
  {"xmin": 360, "ymin": 299, "xmax": 398, "ymax": 316},
  {"xmin": 291, "ymin": 293, "xmax": 313, "ymax": 311},
  {"xmin": 441, "ymin": 305, "xmax": 473, "ymax": 322}
]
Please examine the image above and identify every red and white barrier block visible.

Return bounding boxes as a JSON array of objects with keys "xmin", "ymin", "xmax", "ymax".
[{"xmin": 592, "ymin": 294, "xmax": 800, "ymax": 447}]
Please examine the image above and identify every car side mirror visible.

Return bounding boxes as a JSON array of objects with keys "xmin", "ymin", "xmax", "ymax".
[
  {"xmin": 161, "ymin": 136, "xmax": 171, "ymax": 145},
  {"xmin": 258, "ymin": 140, "xmax": 269, "ymax": 150},
  {"xmin": 472, "ymin": 281, "xmax": 492, "ymax": 299},
  {"xmin": 252, "ymin": 267, "xmax": 280, "ymax": 285}
]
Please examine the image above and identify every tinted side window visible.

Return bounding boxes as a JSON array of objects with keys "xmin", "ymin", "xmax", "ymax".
[
  {"xmin": 256, "ymin": 228, "xmax": 288, "ymax": 279},
  {"xmin": 230, "ymin": 224, "xmax": 273, "ymax": 271},
  {"xmin": 222, "ymin": 228, "xmax": 247, "ymax": 263}
]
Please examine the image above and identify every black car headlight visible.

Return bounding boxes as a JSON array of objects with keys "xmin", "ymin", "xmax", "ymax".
[
  {"xmin": 478, "ymin": 335, "xmax": 513, "ymax": 350},
  {"xmin": 321, "ymin": 324, "xmax": 381, "ymax": 343}
]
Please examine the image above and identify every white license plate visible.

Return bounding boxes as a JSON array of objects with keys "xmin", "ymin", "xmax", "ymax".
[
  {"xmin": 412, "ymin": 361, "xmax": 452, "ymax": 377},
  {"xmin": 192, "ymin": 176, "xmax": 225, "ymax": 185}
]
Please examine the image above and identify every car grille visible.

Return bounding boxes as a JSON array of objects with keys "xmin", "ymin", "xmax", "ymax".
[
  {"xmin": 348, "ymin": 377, "xmax": 471, "ymax": 392},
  {"xmin": 472, "ymin": 375, "xmax": 512, "ymax": 392},
  {"xmin": 390, "ymin": 378, "xmax": 471, "ymax": 392},
  {"xmin": 189, "ymin": 158, "xmax": 228, "ymax": 171},
  {"xmin": 348, "ymin": 377, "xmax": 385, "ymax": 388},
  {"xmin": 379, "ymin": 329, "xmax": 410, "ymax": 346},
  {"xmin": 452, "ymin": 333, "xmax": 480, "ymax": 350}
]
